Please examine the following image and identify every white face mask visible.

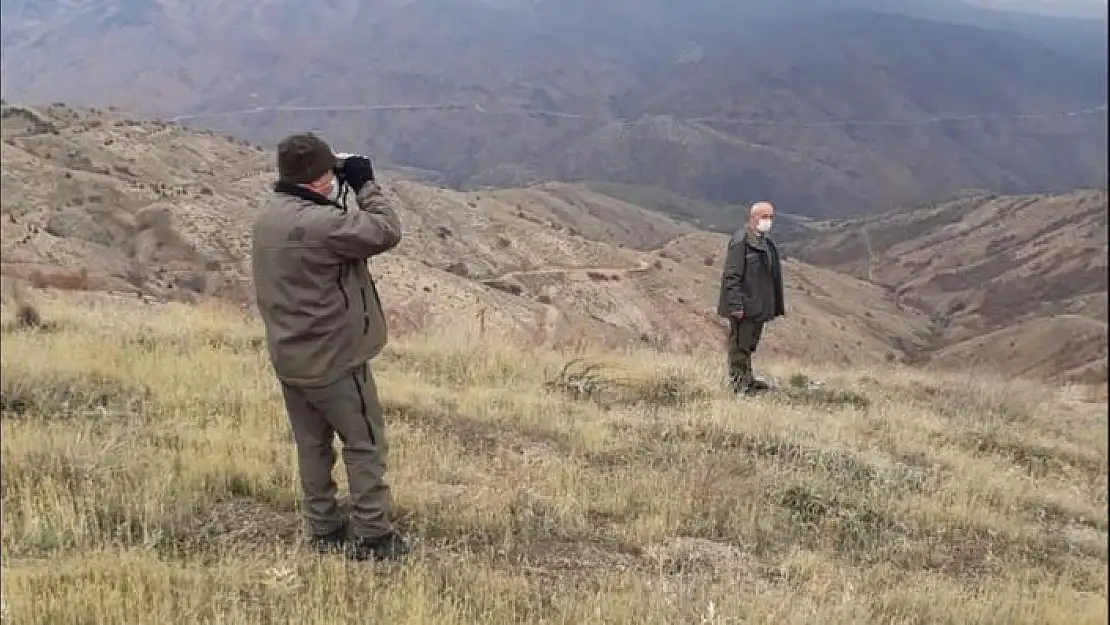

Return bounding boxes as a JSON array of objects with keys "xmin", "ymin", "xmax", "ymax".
[
  {"xmin": 755, "ymin": 218, "xmax": 773, "ymax": 234},
  {"xmin": 328, "ymin": 177, "xmax": 341, "ymax": 202}
]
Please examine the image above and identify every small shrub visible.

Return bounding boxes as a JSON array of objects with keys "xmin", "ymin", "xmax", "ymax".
[
  {"xmin": 15, "ymin": 303, "xmax": 42, "ymax": 329},
  {"xmin": 545, "ymin": 359, "xmax": 607, "ymax": 402},
  {"xmin": 622, "ymin": 367, "xmax": 712, "ymax": 407},
  {"xmin": 780, "ymin": 384, "xmax": 871, "ymax": 411},
  {"xmin": 788, "ymin": 373, "xmax": 812, "ymax": 389},
  {"xmin": 482, "ymin": 278, "xmax": 524, "ymax": 296},
  {"xmin": 3, "ymin": 298, "xmax": 59, "ymax": 333},
  {"xmin": 0, "ymin": 371, "xmax": 150, "ymax": 420}
]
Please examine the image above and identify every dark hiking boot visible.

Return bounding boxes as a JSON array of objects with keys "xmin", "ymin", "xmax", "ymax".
[
  {"xmin": 309, "ymin": 525, "xmax": 348, "ymax": 554},
  {"xmin": 347, "ymin": 530, "xmax": 411, "ymax": 562}
]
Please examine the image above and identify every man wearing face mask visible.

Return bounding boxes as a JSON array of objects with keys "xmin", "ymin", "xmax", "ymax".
[
  {"xmin": 251, "ymin": 132, "xmax": 408, "ymax": 561},
  {"xmin": 717, "ymin": 201, "xmax": 785, "ymax": 395}
]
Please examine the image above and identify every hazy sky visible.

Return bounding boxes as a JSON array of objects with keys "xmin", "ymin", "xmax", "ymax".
[{"xmin": 973, "ymin": 0, "xmax": 1108, "ymax": 18}]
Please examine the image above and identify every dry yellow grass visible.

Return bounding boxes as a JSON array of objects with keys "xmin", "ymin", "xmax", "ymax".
[{"xmin": 1, "ymin": 291, "xmax": 1106, "ymax": 624}]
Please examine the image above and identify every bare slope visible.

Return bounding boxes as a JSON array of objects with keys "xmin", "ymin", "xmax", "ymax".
[
  {"xmin": 790, "ymin": 190, "xmax": 1109, "ymax": 383},
  {"xmin": 0, "ymin": 102, "xmax": 930, "ymax": 369}
]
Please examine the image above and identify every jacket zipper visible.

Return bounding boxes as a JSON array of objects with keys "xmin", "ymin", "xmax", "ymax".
[
  {"xmin": 336, "ymin": 266, "xmax": 350, "ymax": 310},
  {"xmin": 368, "ymin": 277, "xmax": 385, "ymax": 320},
  {"xmin": 360, "ymin": 286, "xmax": 370, "ymax": 334}
]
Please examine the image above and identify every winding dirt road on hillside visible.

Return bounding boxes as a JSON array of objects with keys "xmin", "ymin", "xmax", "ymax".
[
  {"xmin": 474, "ymin": 232, "xmax": 713, "ymax": 344},
  {"xmin": 483, "ymin": 231, "xmax": 710, "ymax": 283}
]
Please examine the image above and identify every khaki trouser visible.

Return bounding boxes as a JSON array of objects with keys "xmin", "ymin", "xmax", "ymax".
[
  {"xmin": 280, "ymin": 363, "xmax": 391, "ymax": 540},
  {"xmin": 727, "ymin": 318, "xmax": 765, "ymax": 392}
]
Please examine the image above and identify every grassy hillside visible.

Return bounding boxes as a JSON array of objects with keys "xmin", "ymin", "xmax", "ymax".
[{"xmin": 1, "ymin": 290, "xmax": 1105, "ymax": 624}]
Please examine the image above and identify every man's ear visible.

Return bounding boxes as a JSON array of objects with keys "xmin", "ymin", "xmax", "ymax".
[{"xmin": 308, "ymin": 173, "xmax": 331, "ymax": 193}]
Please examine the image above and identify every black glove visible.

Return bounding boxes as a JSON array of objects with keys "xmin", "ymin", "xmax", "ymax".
[{"xmin": 338, "ymin": 155, "xmax": 375, "ymax": 192}]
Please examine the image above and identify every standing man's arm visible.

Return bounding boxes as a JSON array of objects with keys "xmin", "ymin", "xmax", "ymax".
[
  {"xmin": 721, "ymin": 238, "xmax": 747, "ymax": 319},
  {"xmin": 768, "ymin": 238, "xmax": 787, "ymax": 318},
  {"xmin": 325, "ymin": 183, "xmax": 402, "ymax": 259},
  {"xmin": 324, "ymin": 156, "xmax": 403, "ymax": 260}
]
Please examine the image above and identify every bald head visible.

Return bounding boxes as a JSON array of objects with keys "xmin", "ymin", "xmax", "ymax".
[{"xmin": 749, "ymin": 201, "xmax": 775, "ymax": 235}]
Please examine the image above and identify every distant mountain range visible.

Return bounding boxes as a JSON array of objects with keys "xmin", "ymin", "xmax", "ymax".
[{"xmin": 1, "ymin": 0, "xmax": 1106, "ymax": 219}]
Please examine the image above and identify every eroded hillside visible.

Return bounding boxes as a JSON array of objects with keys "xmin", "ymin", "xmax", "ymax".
[
  {"xmin": 790, "ymin": 190, "xmax": 1109, "ymax": 383},
  {"xmin": 1, "ymin": 102, "xmax": 935, "ymax": 369}
]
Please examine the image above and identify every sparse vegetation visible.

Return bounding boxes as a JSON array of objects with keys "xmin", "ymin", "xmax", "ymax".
[{"xmin": 2, "ymin": 293, "xmax": 1106, "ymax": 624}]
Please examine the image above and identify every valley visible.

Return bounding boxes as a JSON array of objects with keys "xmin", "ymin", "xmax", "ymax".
[{"xmin": 2, "ymin": 102, "xmax": 1105, "ymax": 385}]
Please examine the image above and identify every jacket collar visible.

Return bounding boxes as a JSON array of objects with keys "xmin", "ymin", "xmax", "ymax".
[
  {"xmin": 745, "ymin": 229, "xmax": 769, "ymax": 250},
  {"xmin": 273, "ymin": 180, "xmax": 341, "ymax": 208}
]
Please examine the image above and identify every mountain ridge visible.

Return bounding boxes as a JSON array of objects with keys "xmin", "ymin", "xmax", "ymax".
[{"xmin": 1, "ymin": 0, "xmax": 1105, "ymax": 219}]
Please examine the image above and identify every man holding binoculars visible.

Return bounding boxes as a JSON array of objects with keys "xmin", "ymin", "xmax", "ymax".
[{"xmin": 251, "ymin": 132, "xmax": 407, "ymax": 561}]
